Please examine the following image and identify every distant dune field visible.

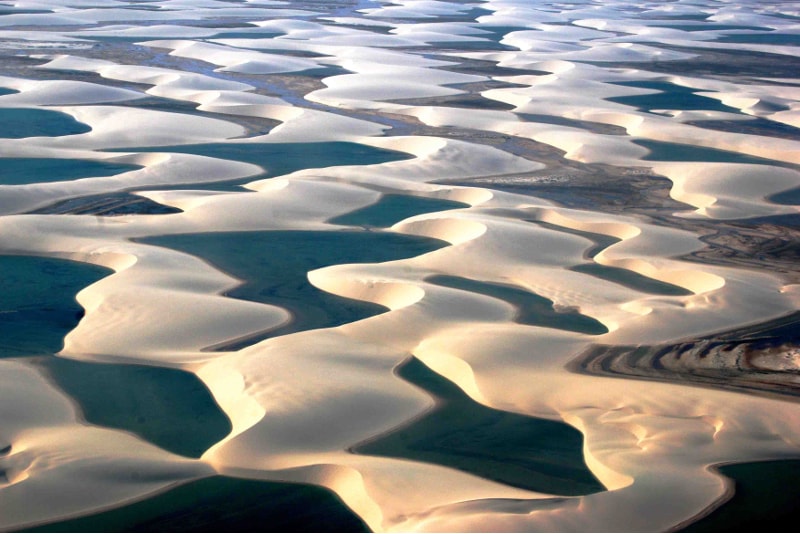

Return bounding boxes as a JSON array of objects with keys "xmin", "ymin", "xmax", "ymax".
[{"xmin": 0, "ymin": 0, "xmax": 799, "ymax": 532}]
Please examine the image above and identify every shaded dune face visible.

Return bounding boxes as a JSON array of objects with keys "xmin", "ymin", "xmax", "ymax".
[{"xmin": 0, "ymin": 0, "xmax": 799, "ymax": 532}]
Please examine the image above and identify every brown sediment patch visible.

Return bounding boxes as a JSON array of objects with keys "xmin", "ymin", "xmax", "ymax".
[
  {"xmin": 598, "ymin": 45, "xmax": 800, "ymax": 82},
  {"xmin": 430, "ymin": 56, "xmax": 550, "ymax": 78},
  {"xmin": 568, "ymin": 312, "xmax": 800, "ymax": 401},
  {"xmin": 685, "ymin": 118, "xmax": 800, "ymax": 142},
  {"xmin": 25, "ymin": 191, "xmax": 183, "ymax": 216},
  {"xmin": 517, "ymin": 113, "xmax": 629, "ymax": 136},
  {"xmin": 386, "ymin": 90, "xmax": 517, "ymax": 111},
  {"xmin": 441, "ymin": 163, "xmax": 690, "ymax": 215},
  {"xmin": 669, "ymin": 216, "xmax": 800, "ymax": 283}
]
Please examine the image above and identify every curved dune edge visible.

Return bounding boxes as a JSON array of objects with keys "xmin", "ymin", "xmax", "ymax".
[
  {"xmin": 0, "ymin": 359, "xmax": 212, "ymax": 531},
  {"xmin": 2, "ymin": 1, "xmax": 800, "ymax": 532},
  {"xmin": 652, "ymin": 162, "xmax": 800, "ymax": 220},
  {"xmin": 5, "ymin": 169, "xmax": 798, "ymax": 530}
]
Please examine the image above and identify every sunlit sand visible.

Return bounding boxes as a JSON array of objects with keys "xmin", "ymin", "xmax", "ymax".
[{"xmin": 1, "ymin": 0, "xmax": 799, "ymax": 532}]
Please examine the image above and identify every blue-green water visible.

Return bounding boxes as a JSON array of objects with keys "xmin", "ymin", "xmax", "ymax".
[
  {"xmin": 689, "ymin": 115, "xmax": 800, "ymax": 141},
  {"xmin": 769, "ymin": 186, "xmax": 800, "ymax": 205},
  {"xmin": 35, "ymin": 357, "xmax": 231, "ymax": 458},
  {"xmin": 24, "ymin": 475, "xmax": 369, "ymax": 533},
  {"xmin": 635, "ymin": 139, "xmax": 780, "ymax": 165},
  {"xmin": 529, "ymin": 220, "xmax": 621, "ymax": 260},
  {"xmin": 0, "ymin": 108, "xmax": 91, "ymax": 138},
  {"xmin": 140, "ymin": 230, "xmax": 449, "ymax": 349},
  {"xmin": 681, "ymin": 459, "xmax": 800, "ymax": 532},
  {"xmin": 609, "ymin": 81, "xmax": 742, "ymax": 114},
  {"xmin": 0, "ymin": 254, "xmax": 230, "ymax": 457},
  {"xmin": 0, "ymin": 87, "xmax": 19, "ymax": 95},
  {"xmin": 354, "ymin": 356, "xmax": 604, "ymax": 496},
  {"xmin": 716, "ymin": 33, "xmax": 800, "ymax": 46},
  {"xmin": 329, "ymin": 193, "xmax": 469, "ymax": 228},
  {"xmin": 0, "ymin": 158, "xmax": 142, "ymax": 186},
  {"xmin": 650, "ymin": 23, "xmax": 768, "ymax": 32},
  {"xmin": 529, "ymin": 221, "xmax": 690, "ymax": 295},
  {"xmin": 108, "ymin": 141, "xmax": 411, "ymax": 180},
  {"xmin": 571, "ymin": 263, "xmax": 693, "ymax": 296},
  {"xmin": 0, "ymin": 255, "xmax": 111, "ymax": 358},
  {"xmin": 427, "ymin": 275, "xmax": 608, "ymax": 335}
]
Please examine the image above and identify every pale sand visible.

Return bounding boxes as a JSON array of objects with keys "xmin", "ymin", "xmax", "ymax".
[{"xmin": 1, "ymin": 0, "xmax": 799, "ymax": 532}]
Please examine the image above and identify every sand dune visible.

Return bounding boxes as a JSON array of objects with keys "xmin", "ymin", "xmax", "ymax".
[{"xmin": 1, "ymin": 0, "xmax": 799, "ymax": 531}]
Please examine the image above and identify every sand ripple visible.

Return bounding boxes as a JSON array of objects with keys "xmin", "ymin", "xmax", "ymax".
[{"xmin": 1, "ymin": 0, "xmax": 799, "ymax": 531}]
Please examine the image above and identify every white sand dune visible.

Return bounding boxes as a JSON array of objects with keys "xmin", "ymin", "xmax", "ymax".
[
  {"xmin": 0, "ymin": 359, "xmax": 212, "ymax": 531},
  {"xmin": 1, "ymin": 0, "xmax": 800, "ymax": 532}
]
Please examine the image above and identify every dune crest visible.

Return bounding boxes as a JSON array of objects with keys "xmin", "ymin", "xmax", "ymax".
[{"xmin": 1, "ymin": 0, "xmax": 799, "ymax": 531}]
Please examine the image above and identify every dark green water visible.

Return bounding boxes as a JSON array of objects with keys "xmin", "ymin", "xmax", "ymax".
[
  {"xmin": 24, "ymin": 475, "xmax": 369, "ymax": 533},
  {"xmin": 571, "ymin": 264, "xmax": 693, "ymax": 296},
  {"xmin": 0, "ymin": 255, "xmax": 111, "ymax": 358},
  {"xmin": 0, "ymin": 108, "xmax": 91, "ymax": 138},
  {"xmin": 609, "ymin": 81, "xmax": 742, "ymax": 114},
  {"xmin": 141, "ymin": 230, "xmax": 449, "ymax": 349},
  {"xmin": 329, "ymin": 193, "xmax": 469, "ymax": 228},
  {"xmin": 681, "ymin": 459, "xmax": 800, "ymax": 532},
  {"xmin": 530, "ymin": 220, "xmax": 622, "ymax": 260},
  {"xmin": 689, "ymin": 116, "xmax": 800, "ymax": 141},
  {"xmin": 769, "ymin": 186, "xmax": 800, "ymax": 205},
  {"xmin": 355, "ymin": 357, "xmax": 604, "ymax": 496},
  {"xmin": 0, "ymin": 254, "xmax": 227, "ymax": 458},
  {"xmin": 428, "ymin": 275, "xmax": 608, "ymax": 335},
  {"xmin": 527, "ymin": 221, "xmax": 690, "ymax": 296},
  {"xmin": 34, "ymin": 358, "xmax": 230, "ymax": 458},
  {"xmin": 0, "ymin": 87, "xmax": 18, "ymax": 95},
  {"xmin": 635, "ymin": 139, "xmax": 779, "ymax": 165},
  {"xmin": 716, "ymin": 33, "xmax": 800, "ymax": 45},
  {"xmin": 650, "ymin": 23, "xmax": 768, "ymax": 32},
  {"xmin": 109, "ymin": 141, "xmax": 411, "ymax": 180},
  {"xmin": 0, "ymin": 158, "xmax": 142, "ymax": 186}
]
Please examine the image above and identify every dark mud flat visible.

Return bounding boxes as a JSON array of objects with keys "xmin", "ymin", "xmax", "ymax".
[
  {"xmin": 569, "ymin": 312, "xmax": 800, "ymax": 400},
  {"xmin": 687, "ymin": 116, "xmax": 800, "ymax": 142},
  {"xmin": 28, "ymin": 192, "xmax": 182, "ymax": 216},
  {"xmin": 140, "ymin": 230, "xmax": 449, "ymax": 350},
  {"xmin": 680, "ymin": 215, "xmax": 800, "ymax": 281},
  {"xmin": 681, "ymin": 459, "xmax": 800, "ymax": 532},
  {"xmin": 354, "ymin": 357, "xmax": 604, "ymax": 496},
  {"xmin": 518, "ymin": 113, "xmax": 628, "ymax": 135},
  {"xmin": 598, "ymin": 46, "xmax": 800, "ymax": 79},
  {"xmin": 0, "ymin": 255, "xmax": 111, "ymax": 358},
  {"xmin": 25, "ymin": 476, "xmax": 369, "ymax": 533},
  {"xmin": 388, "ymin": 90, "xmax": 516, "ymax": 110},
  {"xmin": 440, "ymin": 166, "xmax": 686, "ymax": 216}
]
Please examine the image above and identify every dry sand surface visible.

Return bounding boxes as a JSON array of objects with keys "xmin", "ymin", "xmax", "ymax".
[{"xmin": 0, "ymin": 0, "xmax": 799, "ymax": 532}]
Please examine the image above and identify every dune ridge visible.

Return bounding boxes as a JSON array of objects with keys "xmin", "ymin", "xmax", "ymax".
[{"xmin": 1, "ymin": 0, "xmax": 799, "ymax": 531}]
